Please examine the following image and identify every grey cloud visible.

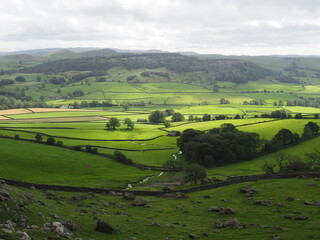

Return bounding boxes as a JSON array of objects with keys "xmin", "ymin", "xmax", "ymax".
[{"xmin": 0, "ymin": 0, "xmax": 320, "ymax": 54}]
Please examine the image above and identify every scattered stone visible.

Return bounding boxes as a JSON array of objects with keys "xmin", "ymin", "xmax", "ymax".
[
  {"xmin": 292, "ymin": 211, "xmax": 302, "ymax": 214},
  {"xmin": 109, "ymin": 191, "xmax": 117, "ymax": 196},
  {"xmin": 108, "ymin": 201, "xmax": 117, "ymax": 205},
  {"xmin": 287, "ymin": 197, "xmax": 294, "ymax": 201},
  {"xmin": 49, "ymin": 213, "xmax": 61, "ymax": 219},
  {"xmin": 128, "ymin": 237, "xmax": 137, "ymax": 240},
  {"xmin": 96, "ymin": 220, "xmax": 116, "ymax": 234},
  {"xmin": 203, "ymin": 195, "xmax": 211, "ymax": 199},
  {"xmin": 284, "ymin": 214, "xmax": 293, "ymax": 219},
  {"xmin": 0, "ymin": 188, "xmax": 11, "ymax": 201},
  {"xmin": 189, "ymin": 233, "xmax": 198, "ymax": 239},
  {"xmin": 0, "ymin": 220, "xmax": 16, "ymax": 233},
  {"xmin": 16, "ymin": 231, "xmax": 31, "ymax": 240},
  {"xmin": 295, "ymin": 215, "xmax": 308, "ymax": 220},
  {"xmin": 272, "ymin": 209, "xmax": 281, "ymax": 213},
  {"xmin": 213, "ymin": 218, "xmax": 244, "ymax": 229},
  {"xmin": 223, "ymin": 218, "xmax": 244, "ymax": 229},
  {"xmin": 240, "ymin": 186, "xmax": 257, "ymax": 195},
  {"xmin": 221, "ymin": 199, "xmax": 230, "ymax": 203},
  {"xmin": 132, "ymin": 197, "xmax": 147, "ymax": 206},
  {"xmin": 202, "ymin": 233, "xmax": 209, "ymax": 237},
  {"xmin": 162, "ymin": 186, "xmax": 175, "ymax": 191},
  {"xmin": 44, "ymin": 222, "xmax": 74, "ymax": 238},
  {"xmin": 253, "ymin": 200, "xmax": 270, "ymax": 206},
  {"xmin": 304, "ymin": 200, "xmax": 313, "ymax": 205},
  {"xmin": 270, "ymin": 234, "xmax": 280, "ymax": 240},
  {"xmin": 62, "ymin": 221, "xmax": 77, "ymax": 231},
  {"xmin": 313, "ymin": 201, "xmax": 320, "ymax": 206},
  {"xmin": 260, "ymin": 225, "xmax": 269, "ymax": 229},
  {"xmin": 208, "ymin": 206, "xmax": 223, "ymax": 212},
  {"xmin": 213, "ymin": 219, "xmax": 224, "ymax": 229},
  {"xmin": 276, "ymin": 203, "xmax": 284, "ymax": 207},
  {"xmin": 219, "ymin": 207, "xmax": 236, "ymax": 215},
  {"xmin": 123, "ymin": 192, "xmax": 135, "ymax": 200},
  {"xmin": 71, "ymin": 195, "xmax": 91, "ymax": 202},
  {"xmin": 152, "ymin": 222, "xmax": 161, "ymax": 227},
  {"xmin": 314, "ymin": 178, "xmax": 320, "ymax": 181},
  {"xmin": 213, "ymin": 230, "xmax": 221, "ymax": 233}
]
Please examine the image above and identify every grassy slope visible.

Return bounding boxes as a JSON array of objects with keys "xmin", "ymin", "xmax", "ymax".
[
  {"xmin": 0, "ymin": 138, "xmax": 156, "ymax": 188},
  {"xmin": 1, "ymin": 178, "xmax": 319, "ymax": 239}
]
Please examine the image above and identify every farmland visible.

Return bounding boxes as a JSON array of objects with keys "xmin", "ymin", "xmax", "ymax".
[{"xmin": 1, "ymin": 50, "xmax": 320, "ymax": 239}]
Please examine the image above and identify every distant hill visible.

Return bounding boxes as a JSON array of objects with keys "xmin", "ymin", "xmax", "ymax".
[{"xmin": 80, "ymin": 48, "xmax": 117, "ymax": 57}]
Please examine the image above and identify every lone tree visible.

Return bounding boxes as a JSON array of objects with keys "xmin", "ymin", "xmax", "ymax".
[
  {"xmin": 106, "ymin": 117, "xmax": 121, "ymax": 130},
  {"xmin": 184, "ymin": 164, "xmax": 207, "ymax": 184},
  {"xmin": 171, "ymin": 112, "xmax": 185, "ymax": 122},
  {"xmin": 35, "ymin": 133, "xmax": 43, "ymax": 142},
  {"xmin": 274, "ymin": 128, "xmax": 295, "ymax": 145},
  {"xmin": 124, "ymin": 118, "xmax": 134, "ymax": 130},
  {"xmin": 305, "ymin": 122, "xmax": 319, "ymax": 135},
  {"xmin": 148, "ymin": 110, "xmax": 166, "ymax": 123}
]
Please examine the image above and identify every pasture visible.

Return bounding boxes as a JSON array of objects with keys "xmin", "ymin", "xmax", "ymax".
[{"xmin": 0, "ymin": 137, "xmax": 156, "ymax": 188}]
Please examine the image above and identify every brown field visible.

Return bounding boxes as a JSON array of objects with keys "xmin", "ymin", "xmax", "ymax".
[
  {"xmin": 28, "ymin": 108, "xmax": 102, "ymax": 113},
  {"xmin": 0, "ymin": 109, "xmax": 32, "ymax": 115},
  {"xmin": 0, "ymin": 116, "xmax": 109, "ymax": 123},
  {"xmin": 0, "ymin": 116, "xmax": 10, "ymax": 120}
]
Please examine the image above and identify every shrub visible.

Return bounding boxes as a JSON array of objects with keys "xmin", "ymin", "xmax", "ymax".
[
  {"xmin": 14, "ymin": 134, "xmax": 20, "ymax": 139},
  {"xmin": 73, "ymin": 145, "xmax": 82, "ymax": 151},
  {"xmin": 114, "ymin": 150, "xmax": 132, "ymax": 165},
  {"xmin": 35, "ymin": 133, "xmax": 42, "ymax": 142}
]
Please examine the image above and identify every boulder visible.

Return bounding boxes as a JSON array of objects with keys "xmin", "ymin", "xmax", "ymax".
[
  {"xmin": 223, "ymin": 218, "xmax": 243, "ymax": 229},
  {"xmin": 189, "ymin": 233, "xmax": 198, "ymax": 239},
  {"xmin": 96, "ymin": 220, "xmax": 116, "ymax": 234},
  {"xmin": 123, "ymin": 192, "xmax": 135, "ymax": 200},
  {"xmin": 44, "ymin": 222, "xmax": 74, "ymax": 238},
  {"xmin": 208, "ymin": 206, "xmax": 223, "ymax": 212},
  {"xmin": 132, "ymin": 197, "xmax": 147, "ymax": 206},
  {"xmin": 240, "ymin": 186, "xmax": 257, "ymax": 195},
  {"xmin": 220, "ymin": 207, "xmax": 236, "ymax": 215},
  {"xmin": 213, "ymin": 219, "xmax": 224, "ymax": 228},
  {"xmin": 0, "ymin": 188, "xmax": 11, "ymax": 201},
  {"xmin": 295, "ymin": 215, "xmax": 308, "ymax": 220}
]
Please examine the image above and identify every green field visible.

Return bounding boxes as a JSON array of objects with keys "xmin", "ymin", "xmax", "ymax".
[{"xmin": 0, "ymin": 137, "xmax": 155, "ymax": 188}]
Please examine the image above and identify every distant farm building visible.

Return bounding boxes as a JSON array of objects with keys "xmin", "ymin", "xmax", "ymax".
[
  {"xmin": 167, "ymin": 131, "xmax": 181, "ymax": 137},
  {"xmin": 137, "ymin": 119, "xmax": 147, "ymax": 123}
]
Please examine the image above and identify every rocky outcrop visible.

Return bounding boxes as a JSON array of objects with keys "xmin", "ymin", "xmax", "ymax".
[{"xmin": 43, "ymin": 222, "xmax": 74, "ymax": 238}]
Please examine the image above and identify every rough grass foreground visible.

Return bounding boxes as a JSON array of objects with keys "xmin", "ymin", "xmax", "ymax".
[{"xmin": 1, "ymin": 178, "xmax": 319, "ymax": 239}]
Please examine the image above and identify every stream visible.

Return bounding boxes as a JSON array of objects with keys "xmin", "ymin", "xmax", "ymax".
[{"xmin": 126, "ymin": 151, "xmax": 182, "ymax": 189}]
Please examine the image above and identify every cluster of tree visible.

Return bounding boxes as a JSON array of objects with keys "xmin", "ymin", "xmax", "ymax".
[
  {"xmin": 187, "ymin": 114, "xmax": 229, "ymax": 122},
  {"xmin": 177, "ymin": 124, "xmax": 261, "ymax": 167},
  {"xmin": 243, "ymin": 99, "xmax": 266, "ymax": 105},
  {"xmin": 260, "ymin": 110, "xmax": 304, "ymax": 119},
  {"xmin": 70, "ymin": 70, "xmax": 105, "ymax": 83},
  {"xmin": 70, "ymin": 100, "xmax": 113, "ymax": 109},
  {"xmin": 220, "ymin": 98, "xmax": 230, "ymax": 104},
  {"xmin": 140, "ymin": 71, "xmax": 170, "ymax": 80},
  {"xmin": 68, "ymin": 90, "xmax": 84, "ymax": 98},
  {"xmin": 262, "ymin": 151, "xmax": 320, "ymax": 174},
  {"xmin": 0, "ymin": 79, "xmax": 14, "ymax": 87},
  {"xmin": 34, "ymin": 134, "xmax": 64, "ymax": 147},
  {"xmin": 0, "ymin": 96, "xmax": 49, "ymax": 110},
  {"xmin": 15, "ymin": 53, "xmax": 273, "ymax": 86},
  {"xmin": 15, "ymin": 76, "xmax": 26, "ymax": 82},
  {"xmin": 49, "ymin": 77, "xmax": 66, "ymax": 85},
  {"xmin": 105, "ymin": 117, "xmax": 134, "ymax": 130},
  {"xmin": 286, "ymin": 98, "xmax": 320, "ymax": 108},
  {"xmin": 148, "ymin": 109, "xmax": 175, "ymax": 123}
]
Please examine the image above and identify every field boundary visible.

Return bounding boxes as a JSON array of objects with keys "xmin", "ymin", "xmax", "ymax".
[{"xmin": 1, "ymin": 172, "xmax": 319, "ymax": 196}]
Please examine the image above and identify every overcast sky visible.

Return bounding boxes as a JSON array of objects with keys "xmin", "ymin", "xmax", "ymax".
[{"xmin": 1, "ymin": 0, "xmax": 320, "ymax": 55}]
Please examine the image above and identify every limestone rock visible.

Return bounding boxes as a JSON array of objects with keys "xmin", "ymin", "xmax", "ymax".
[{"xmin": 96, "ymin": 220, "xmax": 116, "ymax": 234}]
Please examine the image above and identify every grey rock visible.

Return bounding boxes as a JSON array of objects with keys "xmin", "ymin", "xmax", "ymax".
[
  {"xmin": 96, "ymin": 220, "xmax": 116, "ymax": 234},
  {"xmin": 132, "ymin": 197, "xmax": 147, "ymax": 206},
  {"xmin": 44, "ymin": 222, "xmax": 74, "ymax": 238}
]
